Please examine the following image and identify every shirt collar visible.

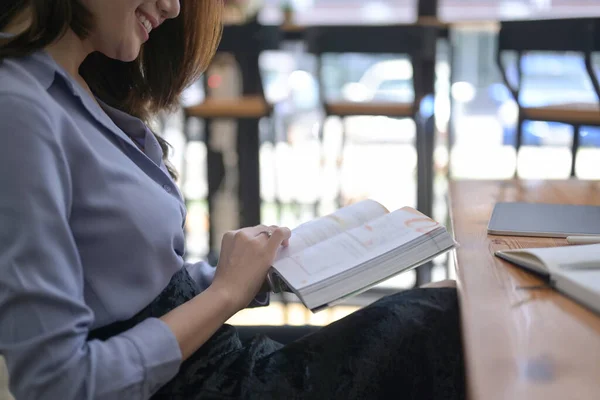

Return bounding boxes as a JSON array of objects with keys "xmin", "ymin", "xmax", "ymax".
[
  {"xmin": 1, "ymin": 32, "xmax": 165, "ymax": 168},
  {"xmin": 0, "ymin": 32, "xmax": 65, "ymax": 90},
  {"xmin": 98, "ymin": 100, "xmax": 165, "ymax": 166},
  {"xmin": 25, "ymin": 51, "xmax": 65, "ymax": 90}
]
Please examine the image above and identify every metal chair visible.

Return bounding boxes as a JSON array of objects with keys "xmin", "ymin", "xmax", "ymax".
[
  {"xmin": 496, "ymin": 18, "xmax": 600, "ymax": 177},
  {"xmin": 305, "ymin": 25, "xmax": 436, "ymax": 211}
]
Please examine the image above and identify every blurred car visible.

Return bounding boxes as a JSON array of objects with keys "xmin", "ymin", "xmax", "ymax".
[{"xmin": 340, "ymin": 59, "xmax": 414, "ymax": 103}]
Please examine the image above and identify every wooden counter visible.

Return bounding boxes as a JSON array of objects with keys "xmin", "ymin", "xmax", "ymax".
[{"xmin": 450, "ymin": 179, "xmax": 600, "ymax": 400}]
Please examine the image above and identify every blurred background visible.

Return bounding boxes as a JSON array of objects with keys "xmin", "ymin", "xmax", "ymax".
[{"xmin": 160, "ymin": 0, "xmax": 600, "ymax": 327}]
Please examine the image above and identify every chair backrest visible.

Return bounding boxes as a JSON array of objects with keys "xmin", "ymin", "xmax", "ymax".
[
  {"xmin": 305, "ymin": 25, "xmax": 429, "ymax": 56},
  {"xmin": 498, "ymin": 18, "xmax": 597, "ymax": 53},
  {"xmin": 418, "ymin": 0, "xmax": 438, "ymax": 18},
  {"xmin": 219, "ymin": 21, "xmax": 282, "ymax": 54},
  {"xmin": 305, "ymin": 25, "xmax": 435, "ymax": 105},
  {"xmin": 496, "ymin": 18, "xmax": 600, "ymax": 103},
  {"xmin": 595, "ymin": 19, "xmax": 600, "ymax": 52}
]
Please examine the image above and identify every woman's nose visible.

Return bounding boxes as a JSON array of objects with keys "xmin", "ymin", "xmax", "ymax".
[{"xmin": 157, "ymin": 0, "xmax": 181, "ymax": 20}]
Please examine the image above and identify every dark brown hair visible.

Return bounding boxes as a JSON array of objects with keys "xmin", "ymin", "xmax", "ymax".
[{"xmin": 0, "ymin": 0, "xmax": 223, "ymax": 178}]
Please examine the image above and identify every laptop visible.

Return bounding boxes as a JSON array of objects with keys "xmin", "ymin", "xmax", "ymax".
[{"xmin": 487, "ymin": 202, "xmax": 600, "ymax": 238}]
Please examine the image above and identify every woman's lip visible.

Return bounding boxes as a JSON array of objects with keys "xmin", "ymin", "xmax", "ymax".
[
  {"xmin": 137, "ymin": 18, "xmax": 150, "ymax": 42},
  {"xmin": 137, "ymin": 10, "xmax": 160, "ymax": 29}
]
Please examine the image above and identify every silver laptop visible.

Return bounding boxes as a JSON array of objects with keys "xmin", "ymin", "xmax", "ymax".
[{"xmin": 488, "ymin": 202, "xmax": 600, "ymax": 238}]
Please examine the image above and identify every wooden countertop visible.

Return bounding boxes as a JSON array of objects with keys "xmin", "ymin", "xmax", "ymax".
[{"xmin": 449, "ymin": 179, "xmax": 600, "ymax": 400}]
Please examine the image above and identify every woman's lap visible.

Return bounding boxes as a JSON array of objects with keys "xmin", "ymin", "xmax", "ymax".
[{"xmin": 153, "ymin": 287, "xmax": 465, "ymax": 400}]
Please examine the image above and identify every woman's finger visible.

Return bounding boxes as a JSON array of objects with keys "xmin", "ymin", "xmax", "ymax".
[
  {"xmin": 267, "ymin": 227, "xmax": 292, "ymax": 253},
  {"xmin": 242, "ymin": 224, "xmax": 271, "ymax": 238},
  {"xmin": 269, "ymin": 225, "xmax": 290, "ymax": 247}
]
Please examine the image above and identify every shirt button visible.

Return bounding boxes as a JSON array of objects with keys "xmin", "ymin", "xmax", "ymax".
[{"xmin": 163, "ymin": 185, "xmax": 172, "ymax": 193}]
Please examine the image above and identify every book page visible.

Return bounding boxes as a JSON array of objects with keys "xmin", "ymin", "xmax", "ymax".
[
  {"xmin": 494, "ymin": 252, "xmax": 549, "ymax": 275},
  {"xmin": 497, "ymin": 243, "xmax": 600, "ymax": 279},
  {"xmin": 518, "ymin": 243, "xmax": 600, "ymax": 272},
  {"xmin": 273, "ymin": 206, "xmax": 444, "ymax": 288},
  {"xmin": 274, "ymin": 199, "xmax": 388, "ymax": 262},
  {"xmin": 554, "ymin": 270, "xmax": 600, "ymax": 315}
]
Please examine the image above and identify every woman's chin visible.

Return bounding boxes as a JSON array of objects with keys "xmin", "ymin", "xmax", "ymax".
[
  {"xmin": 109, "ymin": 43, "xmax": 142, "ymax": 63},
  {"xmin": 119, "ymin": 48, "xmax": 142, "ymax": 63}
]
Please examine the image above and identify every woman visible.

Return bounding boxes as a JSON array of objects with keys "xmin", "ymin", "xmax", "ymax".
[{"xmin": 0, "ymin": 1, "xmax": 464, "ymax": 399}]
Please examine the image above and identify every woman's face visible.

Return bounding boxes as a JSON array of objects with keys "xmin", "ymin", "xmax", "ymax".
[{"xmin": 81, "ymin": 0, "xmax": 181, "ymax": 61}]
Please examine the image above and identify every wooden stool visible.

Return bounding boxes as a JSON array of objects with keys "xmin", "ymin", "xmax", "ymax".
[
  {"xmin": 184, "ymin": 95, "xmax": 273, "ymax": 120},
  {"xmin": 324, "ymin": 102, "xmax": 414, "ymax": 118},
  {"xmin": 520, "ymin": 103, "xmax": 600, "ymax": 127}
]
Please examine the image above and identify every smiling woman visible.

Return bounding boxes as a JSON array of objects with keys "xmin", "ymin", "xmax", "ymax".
[{"xmin": 0, "ymin": 0, "xmax": 222, "ymax": 177}]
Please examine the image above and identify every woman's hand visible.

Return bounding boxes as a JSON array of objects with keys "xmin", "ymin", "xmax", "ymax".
[
  {"xmin": 162, "ymin": 224, "xmax": 290, "ymax": 361},
  {"xmin": 211, "ymin": 224, "xmax": 292, "ymax": 311}
]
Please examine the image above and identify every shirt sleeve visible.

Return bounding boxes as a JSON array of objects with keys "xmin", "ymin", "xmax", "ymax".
[
  {"xmin": 184, "ymin": 261, "xmax": 216, "ymax": 291},
  {"xmin": 0, "ymin": 95, "xmax": 181, "ymax": 400}
]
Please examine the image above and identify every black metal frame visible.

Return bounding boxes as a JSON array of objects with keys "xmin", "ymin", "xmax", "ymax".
[
  {"xmin": 188, "ymin": 6, "xmax": 449, "ymax": 294},
  {"xmin": 305, "ymin": 24, "xmax": 439, "ymax": 287},
  {"xmin": 215, "ymin": 2, "xmax": 448, "ymax": 336},
  {"xmin": 496, "ymin": 18, "xmax": 600, "ymax": 177}
]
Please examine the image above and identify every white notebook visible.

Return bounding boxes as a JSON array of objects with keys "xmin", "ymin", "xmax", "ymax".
[
  {"xmin": 267, "ymin": 200, "xmax": 457, "ymax": 312},
  {"xmin": 495, "ymin": 244, "xmax": 600, "ymax": 314}
]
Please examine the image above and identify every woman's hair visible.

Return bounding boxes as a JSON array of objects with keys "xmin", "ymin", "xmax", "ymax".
[{"xmin": 0, "ymin": 0, "xmax": 223, "ymax": 178}]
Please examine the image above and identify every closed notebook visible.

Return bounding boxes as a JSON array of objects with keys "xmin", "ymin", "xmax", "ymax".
[
  {"xmin": 495, "ymin": 244, "xmax": 600, "ymax": 314},
  {"xmin": 488, "ymin": 202, "xmax": 600, "ymax": 238}
]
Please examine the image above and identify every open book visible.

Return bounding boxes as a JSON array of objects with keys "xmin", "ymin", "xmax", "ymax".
[
  {"xmin": 267, "ymin": 199, "xmax": 457, "ymax": 312},
  {"xmin": 496, "ymin": 244, "xmax": 600, "ymax": 314}
]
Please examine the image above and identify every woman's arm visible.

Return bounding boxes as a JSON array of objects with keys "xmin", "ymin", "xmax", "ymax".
[
  {"xmin": 0, "ymin": 94, "xmax": 290, "ymax": 400},
  {"xmin": 185, "ymin": 261, "xmax": 270, "ymax": 308},
  {"xmin": 0, "ymin": 96, "xmax": 235, "ymax": 400},
  {"xmin": 160, "ymin": 285, "xmax": 237, "ymax": 360},
  {"xmin": 165, "ymin": 224, "xmax": 291, "ymax": 360}
]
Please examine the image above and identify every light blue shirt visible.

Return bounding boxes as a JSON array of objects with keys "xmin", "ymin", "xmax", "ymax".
[{"xmin": 0, "ymin": 48, "xmax": 258, "ymax": 399}]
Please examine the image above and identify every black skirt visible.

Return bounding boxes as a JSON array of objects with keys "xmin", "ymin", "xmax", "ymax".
[{"xmin": 89, "ymin": 269, "xmax": 465, "ymax": 400}]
